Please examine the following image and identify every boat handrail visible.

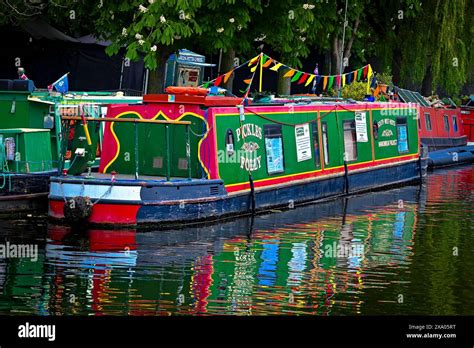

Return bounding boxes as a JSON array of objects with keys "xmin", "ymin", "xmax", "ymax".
[{"xmin": 61, "ymin": 116, "xmax": 191, "ymax": 125}]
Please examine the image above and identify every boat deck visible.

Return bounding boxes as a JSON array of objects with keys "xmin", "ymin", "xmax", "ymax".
[{"xmin": 79, "ymin": 172, "xmax": 198, "ymax": 182}]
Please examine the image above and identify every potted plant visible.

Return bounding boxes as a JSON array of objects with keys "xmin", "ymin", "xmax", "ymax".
[{"xmin": 376, "ymin": 72, "xmax": 393, "ymax": 94}]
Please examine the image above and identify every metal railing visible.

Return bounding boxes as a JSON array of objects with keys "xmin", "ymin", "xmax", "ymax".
[{"xmin": 61, "ymin": 116, "xmax": 193, "ymax": 181}]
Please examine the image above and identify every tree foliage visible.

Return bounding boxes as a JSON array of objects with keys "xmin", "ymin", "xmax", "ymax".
[{"xmin": 0, "ymin": 0, "xmax": 471, "ymax": 96}]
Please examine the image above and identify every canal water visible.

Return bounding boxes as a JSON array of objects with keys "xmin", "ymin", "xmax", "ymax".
[{"xmin": 0, "ymin": 165, "xmax": 473, "ymax": 316}]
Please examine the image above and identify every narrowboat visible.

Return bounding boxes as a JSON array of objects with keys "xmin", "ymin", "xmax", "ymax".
[
  {"xmin": 396, "ymin": 88, "xmax": 474, "ymax": 168},
  {"xmin": 0, "ymin": 79, "xmax": 142, "ymax": 212},
  {"xmin": 48, "ymin": 88, "xmax": 426, "ymax": 227},
  {"xmin": 460, "ymin": 95, "xmax": 474, "ymax": 142}
]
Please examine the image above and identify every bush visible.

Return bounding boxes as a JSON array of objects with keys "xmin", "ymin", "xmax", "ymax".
[{"xmin": 340, "ymin": 81, "xmax": 368, "ymax": 100}]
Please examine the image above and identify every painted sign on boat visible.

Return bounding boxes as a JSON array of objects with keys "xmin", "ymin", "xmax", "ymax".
[{"xmin": 355, "ymin": 112, "xmax": 368, "ymax": 142}]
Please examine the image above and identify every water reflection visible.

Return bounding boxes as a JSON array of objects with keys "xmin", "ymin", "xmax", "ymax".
[{"xmin": 1, "ymin": 166, "xmax": 474, "ymax": 315}]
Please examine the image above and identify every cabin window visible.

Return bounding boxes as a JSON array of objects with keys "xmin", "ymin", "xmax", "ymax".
[
  {"xmin": 373, "ymin": 121, "xmax": 379, "ymax": 140},
  {"xmin": 321, "ymin": 122, "xmax": 329, "ymax": 166},
  {"xmin": 425, "ymin": 113, "xmax": 432, "ymax": 131},
  {"xmin": 397, "ymin": 117, "xmax": 409, "ymax": 153},
  {"xmin": 343, "ymin": 120, "xmax": 358, "ymax": 162},
  {"xmin": 452, "ymin": 116, "xmax": 458, "ymax": 133},
  {"xmin": 443, "ymin": 115, "xmax": 450, "ymax": 132},
  {"xmin": 225, "ymin": 128, "xmax": 235, "ymax": 156},
  {"xmin": 264, "ymin": 124, "xmax": 285, "ymax": 175},
  {"xmin": 311, "ymin": 122, "xmax": 320, "ymax": 167}
]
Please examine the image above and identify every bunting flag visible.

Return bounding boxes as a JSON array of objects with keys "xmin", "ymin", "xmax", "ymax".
[
  {"xmin": 328, "ymin": 76, "xmax": 335, "ymax": 90},
  {"xmin": 304, "ymin": 74, "xmax": 315, "ymax": 87},
  {"xmin": 363, "ymin": 65, "xmax": 369, "ymax": 79},
  {"xmin": 214, "ymin": 74, "xmax": 223, "ymax": 86},
  {"xmin": 223, "ymin": 70, "xmax": 233, "ymax": 83},
  {"xmin": 248, "ymin": 55, "xmax": 260, "ymax": 66},
  {"xmin": 291, "ymin": 71, "xmax": 303, "ymax": 82},
  {"xmin": 262, "ymin": 57, "xmax": 273, "ymax": 68},
  {"xmin": 270, "ymin": 62, "xmax": 282, "ymax": 71},
  {"xmin": 284, "ymin": 69, "xmax": 296, "ymax": 78},
  {"xmin": 297, "ymin": 73, "xmax": 309, "ymax": 85},
  {"xmin": 200, "ymin": 52, "xmax": 373, "ymax": 97}
]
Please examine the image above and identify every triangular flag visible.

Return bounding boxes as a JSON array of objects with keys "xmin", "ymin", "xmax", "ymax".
[
  {"xmin": 223, "ymin": 70, "xmax": 233, "ymax": 83},
  {"xmin": 214, "ymin": 75, "xmax": 224, "ymax": 86},
  {"xmin": 291, "ymin": 71, "xmax": 303, "ymax": 82},
  {"xmin": 297, "ymin": 73, "xmax": 309, "ymax": 84},
  {"xmin": 243, "ymin": 78, "xmax": 252, "ymax": 85},
  {"xmin": 328, "ymin": 76, "xmax": 334, "ymax": 89},
  {"xmin": 353, "ymin": 70, "xmax": 358, "ymax": 81},
  {"xmin": 261, "ymin": 54, "xmax": 268, "ymax": 65},
  {"xmin": 342, "ymin": 74, "xmax": 346, "ymax": 87},
  {"xmin": 284, "ymin": 69, "xmax": 296, "ymax": 78},
  {"xmin": 305, "ymin": 74, "xmax": 315, "ymax": 87},
  {"xmin": 335, "ymin": 75, "xmax": 341, "ymax": 88},
  {"xmin": 270, "ymin": 62, "xmax": 283, "ymax": 71},
  {"xmin": 202, "ymin": 82, "xmax": 210, "ymax": 88},
  {"xmin": 363, "ymin": 65, "xmax": 369, "ymax": 79},
  {"xmin": 357, "ymin": 69, "xmax": 362, "ymax": 81},
  {"xmin": 366, "ymin": 65, "xmax": 373, "ymax": 94},
  {"xmin": 262, "ymin": 58, "xmax": 273, "ymax": 68},
  {"xmin": 248, "ymin": 55, "xmax": 259, "ymax": 66},
  {"xmin": 250, "ymin": 65, "xmax": 258, "ymax": 73},
  {"xmin": 323, "ymin": 76, "xmax": 328, "ymax": 90},
  {"xmin": 347, "ymin": 72, "xmax": 352, "ymax": 84}
]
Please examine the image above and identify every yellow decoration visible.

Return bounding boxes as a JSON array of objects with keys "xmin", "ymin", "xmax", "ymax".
[
  {"xmin": 305, "ymin": 74, "xmax": 315, "ymax": 87},
  {"xmin": 270, "ymin": 62, "xmax": 283, "ymax": 71}
]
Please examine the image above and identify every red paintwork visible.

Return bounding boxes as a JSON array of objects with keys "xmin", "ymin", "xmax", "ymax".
[
  {"xmin": 418, "ymin": 106, "xmax": 466, "ymax": 142},
  {"xmin": 49, "ymin": 200, "xmax": 139, "ymax": 225},
  {"xmin": 460, "ymin": 106, "xmax": 474, "ymax": 142}
]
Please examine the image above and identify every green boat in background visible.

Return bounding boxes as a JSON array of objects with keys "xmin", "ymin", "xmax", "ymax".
[{"xmin": 0, "ymin": 79, "xmax": 142, "ymax": 213}]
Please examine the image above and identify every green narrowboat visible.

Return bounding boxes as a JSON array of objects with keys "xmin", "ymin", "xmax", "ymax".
[
  {"xmin": 0, "ymin": 79, "xmax": 142, "ymax": 212},
  {"xmin": 49, "ymin": 88, "xmax": 426, "ymax": 226}
]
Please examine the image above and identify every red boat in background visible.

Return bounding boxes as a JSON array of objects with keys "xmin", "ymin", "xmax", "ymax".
[
  {"xmin": 460, "ymin": 96, "xmax": 474, "ymax": 142},
  {"xmin": 396, "ymin": 88, "xmax": 474, "ymax": 168}
]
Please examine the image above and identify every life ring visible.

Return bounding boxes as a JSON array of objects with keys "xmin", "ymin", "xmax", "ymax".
[{"xmin": 165, "ymin": 86, "xmax": 208, "ymax": 96}]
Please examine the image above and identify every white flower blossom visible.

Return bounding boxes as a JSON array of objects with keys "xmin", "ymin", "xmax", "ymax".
[
  {"xmin": 299, "ymin": 36, "xmax": 306, "ymax": 42},
  {"xmin": 148, "ymin": 0, "xmax": 155, "ymax": 3},
  {"xmin": 150, "ymin": 45, "xmax": 157, "ymax": 52},
  {"xmin": 139, "ymin": 4, "xmax": 148, "ymax": 13},
  {"xmin": 135, "ymin": 33, "xmax": 143, "ymax": 40},
  {"xmin": 160, "ymin": 15, "xmax": 166, "ymax": 23},
  {"xmin": 138, "ymin": 39, "xmax": 145, "ymax": 45},
  {"xmin": 303, "ymin": 3, "xmax": 309, "ymax": 9},
  {"xmin": 217, "ymin": 27, "xmax": 224, "ymax": 33},
  {"xmin": 237, "ymin": 25, "xmax": 242, "ymax": 31},
  {"xmin": 229, "ymin": 18, "xmax": 235, "ymax": 23},
  {"xmin": 308, "ymin": 4, "xmax": 315, "ymax": 9},
  {"xmin": 122, "ymin": 28, "xmax": 128, "ymax": 36}
]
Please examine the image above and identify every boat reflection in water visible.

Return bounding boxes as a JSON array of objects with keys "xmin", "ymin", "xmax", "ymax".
[
  {"xmin": 3, "ymin": 166, "xmax": 474, "ymax": 316},
  {"xmin": 36, "ymin": 183, "xmax": 423, "ymax": 316}
]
